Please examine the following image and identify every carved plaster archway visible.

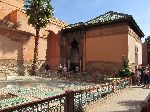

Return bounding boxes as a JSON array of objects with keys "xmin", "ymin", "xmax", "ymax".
[{"xmin": 69, "ymin": 39, "xmax": 79, "ymax": 71}]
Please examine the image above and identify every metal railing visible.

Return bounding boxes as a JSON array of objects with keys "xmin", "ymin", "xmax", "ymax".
[
  {"xmin": 74, "ymin": 78, "xmax": 130, "ymax": 112},
  {"xmin": 0, "ymin": 93, "xmax": 67, "ymax": 112},
  {"xmin": 0, "ymin": 78, "xmax": 130, "ymax": 112}
]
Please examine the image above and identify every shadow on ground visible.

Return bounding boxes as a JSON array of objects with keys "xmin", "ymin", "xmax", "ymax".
[
  {"xmin": 132, "ymin": 86, "xmax": 150, "ymax": 89},
  {"xmin": 116, "ymin": 100, "xmax": 142, "ymax": 112}
]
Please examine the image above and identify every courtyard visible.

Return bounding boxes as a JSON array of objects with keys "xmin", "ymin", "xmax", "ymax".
[
  {"xmin": 0, "ymin": 0, "xmax": 150, "ymax": 112},
  {"xmin": 0, "ymin": 75, "xmax": 95, "ymax": 110},
  {"xmin": 0, "ymin": 75, "xmax": 149, "ymax": 112}
]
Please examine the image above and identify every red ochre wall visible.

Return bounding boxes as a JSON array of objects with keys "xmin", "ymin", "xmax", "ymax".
[
  {"xmin": 47, "ymin": 31, "xmax": 60, "ymax": 71},
  {"xmin": 0, "ymin": 0, "xmax": 66, "ymax": 73},
  {"xmin": 86, "ymin": 34, "xmax": 128, "ymax": 63},
  {"xmin": 0, "ymin": 0, "xmax": 23, "ymax": 20},
  {"xmin": 0, "ymin": 27, "xmax": 34, "ymax": 60},
  {"xmin": 142, "ymin": 42, "xmax": 148, "ymax": 66}
]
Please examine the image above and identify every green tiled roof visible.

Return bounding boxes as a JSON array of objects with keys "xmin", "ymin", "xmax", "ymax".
[
  {"xmin": 63, "ymin": 11, "xmax": 144, "ymax": 37},
  {"xmin": 85, "ymin": 11, "xmax": 130, "ymax": 24}
]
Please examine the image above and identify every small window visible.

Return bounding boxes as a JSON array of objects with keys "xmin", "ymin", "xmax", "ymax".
[{"xmin": 135, "ymin": 46, "xmax": 138, "ymax": 53}]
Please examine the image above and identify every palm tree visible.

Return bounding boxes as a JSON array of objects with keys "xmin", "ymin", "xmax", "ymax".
[{"xmin": 24, "ymin": 0, "xmax": 53, "ymax": 75}]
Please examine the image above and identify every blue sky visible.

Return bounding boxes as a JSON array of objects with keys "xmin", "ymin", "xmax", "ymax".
[{"xmin": 51, "ymin": 0, "xmax": 150, "ymax": 39}]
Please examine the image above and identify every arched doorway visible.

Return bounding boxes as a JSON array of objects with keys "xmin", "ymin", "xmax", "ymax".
[{"xmin": 70, "ymin": 39, "xmax": 79, "ymax": 71}]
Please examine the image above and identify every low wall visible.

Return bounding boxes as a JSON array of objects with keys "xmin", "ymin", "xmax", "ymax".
[
  {"xmin": 0, "ymin": 59, "xmax": 46, "ymax": 77},
  {"xmin": 86, "ymin": 61, "xmax": 121, "ymax": 76}
]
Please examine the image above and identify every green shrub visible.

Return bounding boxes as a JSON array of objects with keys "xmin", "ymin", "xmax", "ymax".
[
  {"xmin": 119, "ymin": 69, "xmax": 134, "ymax": 77},
  {"xmin": 118, "ymin": 55, "xmax": 134, "ymax": 77}
]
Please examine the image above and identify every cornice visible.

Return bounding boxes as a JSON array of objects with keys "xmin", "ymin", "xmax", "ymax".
[{"xmin": 86, "ymin": 25, "xmax": 128, "ymax": 38}]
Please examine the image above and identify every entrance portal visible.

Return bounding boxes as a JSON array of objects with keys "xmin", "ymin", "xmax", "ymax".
[{"xmin": 70, "ymin": 39, "xmax": 79, "ymax": 71}]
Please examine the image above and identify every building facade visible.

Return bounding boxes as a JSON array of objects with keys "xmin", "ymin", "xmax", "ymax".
[
  {"xmin": 0, "ymin": 0, "xmax": 66, "ymax": 61},
  {"xmin": 0, "ymin": 0, "xmax": 66, "ymax": 74},
  {"xmin": 142, "ymin": 36, "xmax": 150, "ymax": 66},
  {"xmin": 61, "ymin": 11, "xmax": 144, "ymax": 74},
  {"xmin": 0, "ymin": 1, "xmax": 144, "ymax": 74}
]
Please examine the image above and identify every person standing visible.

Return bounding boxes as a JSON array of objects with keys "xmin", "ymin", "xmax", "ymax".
[
  {"xmin": 75, "ymin": 66, "xmax": 79, "ymax": 72},
  {"xmin": 140, "ymin": 67, "xmax": 144, "ymax": 84},
  {"xmin": 143, "ymin": 67, "xmax": 149, "ymax": 88},
  {"xmin": 63, "ymin": 65, "xmax": 67, "ymax": 73},
  {"xmin": 57, "ymin": 64, "xmax": 63, "ymax": 76},
  {"xmin": 45, "ymin": 63, "xmax": 50, "ymax": 76},
  {"xmin": 63, "ymin": 65, "xmax": 67, "ymax": 78},
  {"xmin": 136, "ymin": 68, "xmax": 141, "ymax": 86}
]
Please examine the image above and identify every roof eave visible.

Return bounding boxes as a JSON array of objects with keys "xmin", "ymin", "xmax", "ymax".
[
  {"xmin": 62, "ymin": 19, "xmax": 144, "ymax": 38},
  {"xmin": 128, "ymin": 19, "xmax": 144, "ymax": 38}
]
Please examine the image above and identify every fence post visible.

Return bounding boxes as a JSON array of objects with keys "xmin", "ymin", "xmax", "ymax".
[
  {"xmin": 65, "ymin": 91, "xmax": 74, "ymax": 112},
  {"xmin": 112, "ymin": 81, "xmax": 115, "ymax": 93}
]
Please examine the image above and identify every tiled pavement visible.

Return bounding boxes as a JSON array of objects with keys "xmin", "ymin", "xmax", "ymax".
[{"xmin": 84, "ymin": 86, "xmax": 150, "ymax": 112}]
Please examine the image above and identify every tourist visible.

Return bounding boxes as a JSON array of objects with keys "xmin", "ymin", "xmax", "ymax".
[
  {"xmin": 136, "ymin": 68, "xmax": 141, "ymax": 86},
  {"xmin": 45, "ymin": 63, "xmax": 51, "ymax": 76},
  {"xmin": 143, "ymin": 67, "xmax": 149, "ymax": 88},
  {"xmin": 63, "ymin": 65, "xmax": 67, "ymax": 78},
  {"xmin": 75, "ymin": 66, "xmax": 79, "ymax": 72},
  {"xmin": 140, "ymin": 67, "xmax": 144, "ymax": 84},
  {"xmin": 63, "ymin": 65, "xmax": 67, "ymax": 73},
  {"xmin": 59, "ymin": 64, "xmax": 63, "ymax": 71},
  {"xmin": 57, "ymin": 64, "xmax": 63, "ymax": 76},
  {"xmin": 132, "ymin": 66, "xmax": 138, "ymax": 85}
]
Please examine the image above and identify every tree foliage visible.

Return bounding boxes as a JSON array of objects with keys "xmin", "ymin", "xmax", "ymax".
[
  {"xmin": 24, "ymin": 0, "xmax": 53, "ymax": 75},
  {"xmin": 119, "ymin": 55, "xmax": 133, "ymax": 77},
  {"xmin": 24, "ymin": 0, "xmax": 53, "ymax": 29},
  {"xmin": 121, "ymin": 55, "xmax": 129, "ymax": 69}
]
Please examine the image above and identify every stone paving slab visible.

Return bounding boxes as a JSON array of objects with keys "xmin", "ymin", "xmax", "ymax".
[{"xmin": 84, "ymin": 86, "xmax": 150, "ymax": 112}]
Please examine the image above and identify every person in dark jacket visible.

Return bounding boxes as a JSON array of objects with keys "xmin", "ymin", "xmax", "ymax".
[
  {"xmin": 143, "ymin": 67, "xmax": 149, "ymax": 88},
  {"xmin": 140, "ymin": 67, "xmax": 144, "ymax": 84},
  {"xmin": 45, "ymin": 63, "xmax": 50, "ymax": 76}
]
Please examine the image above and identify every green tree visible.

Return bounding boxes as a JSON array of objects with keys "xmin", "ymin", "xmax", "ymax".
[
  {"xmin": 119, "ymin": 55, "xmax": 133, "ymax": 77},
  {"xmin": 121, "ymin": 55, "xmax": 129, "ymax": 69},
  {"xmin": 24, "ymin": 0, "xmax": 53, "ymax": 75}
]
